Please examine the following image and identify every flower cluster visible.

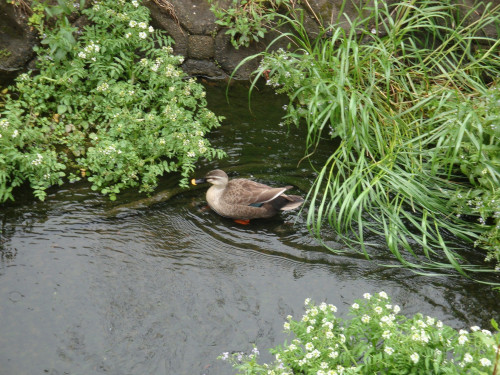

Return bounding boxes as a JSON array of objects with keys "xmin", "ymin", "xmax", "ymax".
[{"xmin": 219, "ymin": 292, "xmax": 499, "ymax": 375}]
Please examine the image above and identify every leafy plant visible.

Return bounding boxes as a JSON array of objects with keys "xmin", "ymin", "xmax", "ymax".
[
  {"xmin": 240, "ymin": 0, "xmax": 500, "ymax": 277},
  {"xmin": 0, "ymin": 0, "xmax": 225, "ymax": 202},
  {"xmin": 209, "ymin": 0, "xmax": 293, "ymax": 49},
  {"xmin": 220, "ymin": 292, "xmax": 500, "ymax": 374}
]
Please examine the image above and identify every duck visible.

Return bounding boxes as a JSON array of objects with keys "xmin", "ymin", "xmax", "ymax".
[{"xmin": 191, "ymin": 169, "xmax": 304, "ymax": 224}]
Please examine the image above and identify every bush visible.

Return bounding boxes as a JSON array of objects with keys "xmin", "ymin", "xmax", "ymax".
[
  {"xmin": 220, "ymin": 292, "xmax": 500, "ymax": 374},
  {"xmin": 0, "ymin": 0, "xmax": 225, "ymax": 202}
]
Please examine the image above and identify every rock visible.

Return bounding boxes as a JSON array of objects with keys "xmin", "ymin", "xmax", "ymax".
[
  {"xmin": 188, "ymin": 35, "xmax": 214, "ymax": 59},
  {"xmin": 0, "ymin": 2, "xmax": 38, "ymax": 86}
]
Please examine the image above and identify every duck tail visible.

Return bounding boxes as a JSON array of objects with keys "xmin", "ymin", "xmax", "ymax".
[{"xmin": 273, "ymin": 195, "xmax": 304, "ymax": 211}]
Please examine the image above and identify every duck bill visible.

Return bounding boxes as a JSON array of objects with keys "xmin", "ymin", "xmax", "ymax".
[{"xmin": 191, "ymin": 178, "xmax": 207, "ymax": 186}]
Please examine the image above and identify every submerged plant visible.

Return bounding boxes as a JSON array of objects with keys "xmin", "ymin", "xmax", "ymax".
[
  {"xmin": 220, "ymin": 292, "xmax": 500, "ymax": 374},
  {"xmin": 0, "ymin": 0, "xmax": 225, "ymax": 202},
  {"xmin": 241, "ymin": 0, "xmax": 500, "ymax": 277}
]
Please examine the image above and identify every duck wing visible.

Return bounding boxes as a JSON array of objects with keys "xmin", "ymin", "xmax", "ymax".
[{"xmin": 223, "ymin": 179, "xmax": 291, "ymax": 206}]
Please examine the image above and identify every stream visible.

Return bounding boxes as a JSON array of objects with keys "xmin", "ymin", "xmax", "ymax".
[{"xmin": 0, "ymin": 83, "xmax": 498, "ymax": 375}]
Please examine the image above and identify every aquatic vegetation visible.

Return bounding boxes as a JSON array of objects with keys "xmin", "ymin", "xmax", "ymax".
[
  {"xmin": 0, "ymin": 0, "xmax": 225, "ymax": 202},
  {"xmin": 220, "ymin": 292, "xmax": 500, "ymax": 374},
  {"xmin": 240, "ymin": 0, "xmax": 500, "ymax": 276}
]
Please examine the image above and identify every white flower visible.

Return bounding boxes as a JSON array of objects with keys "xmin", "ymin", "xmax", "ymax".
[
  {"xmin": 138, "ymin": 22, "xmax": 147, "ymax": 29},
  {"xmin": 329, "ymin": 304, "xmax": 337, "ymax": 312},
  {"xmin": 481, "ymin": 329, "xmax": 492, "ymax": 336},
  {"xmin": 306, "ymin": 325, "xmax": 314, "ymax": 333},
  {"xmin": 384, "ymin": 347, "xmax": 394, "ymax": 355},
  {"xmin": 426, "ymin": 316, "xmax": 435, "ymax": 326},
  {"xmin": 329, "ymin": 350, "xmax": 338, "ymax": 359},
  {"xmin": 305, "ymin": 342, "xmax": 314, "ymax": 351},
  {"xmin": 129, "ymin": 20, "xmax": 137, "ymax": 27},
  {"xmin": 125, "ymin": 32, "xmax": 131, "ymax": 39},
  {"xmin": 320, "ymin": 362, "xmax": 328, "ymax": 369},
  {"xmin": 339, "ymin": 334, "xmax": 346, "ymax": 343},
  {"xmin": 139, "ymin": 32, "xmax": 147, "ymax": 39},
  {"xmin": 459, "ymin": 329, "xmax": 468, "ymax": 335},
  {"xmin": 352, "ymin": 303, "xmax": 359, "ymax": 309},
  {"xmin": 132, "ymin": 0, "xmax": 139, "ymax": 7},
  {"xmin": 149, "ymin": 26, "xmax": 154, "ymax": 32},
  {"xmin": 371, "ymin": 28, "xmax": 376, "ymax": 34},
  {"xmin": 374, "ymin": 306, "xmax": 383, "ymax": 314},
  {"xmin": 463, "ymin": 353, "xmax": 473, "ymax": 363},
  {"xmin": 78, "ymin": 51, "xmax": 86, "ymax": 58},
  {"xmin": 361, "ymin": 315, "xmax": 371, "ymax": 323},
  {"xmin": 187, "ymin": 151, "xmax": 195, "ymax": 158},
  {"xmin": 325, "ymin": 331, "xmax": 334, "ymax": 339},
  {"xmin": 12, "ymin": 129, "xmax": 19, "ymax": 138},
  {"xmin": 410, "ymin": 352, "xmax": 419, "ymax": 364},
  {"xmin": 311, "ymin": 349, "xmax": 321, "ymax": 358},
  {"xmin": 378, "ymin": 291, "xmax": 388, "ymax": 299},
  {"xmin": 363, "ymin": 293, "xmax": 372, "ymax": 300},
  {"xmin": 470, "ymin": 326, "xmax": 480, "ymax": 332},
  {"xmin": 436, "ymin": 320, "xmax": 443, "ymax": 328},
  {"xmin": 480, "ymin": 358, "xmax": 491, "ymax": 367},
  {"xmin": 319, "ymin": 302, "xmax": 328, "ymax": 312},
  {"xmin": 458, "ymin": 335, "xmax": 468, "ymax": 345},
  {"xmin": 304, "ymin": 298, "xmax": 311, "ymax": 306},
  {"xmin": 283, "ymin": 322, "xmax": 290, "ymax": 330},
  {"xmin": 393, "ymin": 305, "xmax": 401, "ymax": 314},
  {"xmin": 382, "ymin": 330, "xmax": 391, "ymax": 339},
  {"xmin": 288, "ymin": 343, "xmax": 297, "ymax": 351}
]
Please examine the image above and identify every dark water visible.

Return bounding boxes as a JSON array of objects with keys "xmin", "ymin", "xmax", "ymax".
[{"xmin": 0, "ymin": 83, "xmax": 498, "ymax": 375}]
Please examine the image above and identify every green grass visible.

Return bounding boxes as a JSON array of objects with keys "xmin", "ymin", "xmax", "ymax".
[{"xmin": 235, "ymin": 0, "xmax": 500, "ymax": 280}]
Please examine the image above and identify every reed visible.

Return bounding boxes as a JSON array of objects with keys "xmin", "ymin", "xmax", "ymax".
[{"xmin": 237, "ymin": 0, "xmax": 500, "ymax": 278}]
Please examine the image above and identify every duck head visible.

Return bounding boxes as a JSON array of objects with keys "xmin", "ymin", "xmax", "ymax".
[{"xmin": 191, "ymin": 169, "xmax": 229, "ymax": 187}]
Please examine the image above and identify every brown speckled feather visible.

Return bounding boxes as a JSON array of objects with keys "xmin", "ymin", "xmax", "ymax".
[{"xmin": 222, "ymin": 179, "xmax": 290, "ymax": 206}]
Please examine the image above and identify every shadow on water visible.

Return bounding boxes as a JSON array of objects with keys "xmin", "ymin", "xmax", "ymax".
[{"xmin": 0, "ymin": 82, "xmax": 499, "ymax": 375}]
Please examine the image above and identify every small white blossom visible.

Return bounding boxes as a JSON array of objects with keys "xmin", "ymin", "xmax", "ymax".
[
  {"xmin": 480, "ymin": 358, "xmax": 491, "ymax": 367},
  {"xmin": 458, "ymin": 335, "xmax": 468, "ymax": 345},
  {"xmin": 149, "ymin": 26, "xmax": 154, "ymax": 33},
  {"xmin": 131, "ymin": 0, "xmax": 139, "ymax": 7},
  {"xmin": 78, "ymin": 51, "xmax": 86, "ymax": 58},
  {"xmin": 283, "ymin": 322, "xmax": 290, "ymax": 330},
  {"xmin": 329, "ymin": 350, "xmax": 338, "ymax": 359},
  {"xmin": 139, "ymin": 32, "xmax": 147, "ymax": 39},
  {"xmin": 129, "ymin": 20, "xmax": 137, "ymax": 27},
  {"xmin": 470, "ymin": 326, "xmax": 480, "ymax": 332},
  {"xmin": 138, "ymin": 22, "xmax": 147, "ymax": 29},
  {"xmin": 384, "ymin": 347, "xmax": 394, "ymax": 355},
  {"xmin": 410, "ymin": 352, "xmax": 419, "ymax": 364},
  {"xmin": 352, "ymin": 303, "xmax": 359, "ymax": 309},
  {"xmin": 363, "ymin": 293, "xmax": 372, "ymax": 300},
  {"xmin": 305, "ymin": 342, "xmax": 314, "ymax": 351},
  {"xmin": 378, "ymin": 291, "xmax": 388, "ymax": 299},
  {"xmin": 463, "ymin": 353, "xmax": 473, "ymax": 363}
]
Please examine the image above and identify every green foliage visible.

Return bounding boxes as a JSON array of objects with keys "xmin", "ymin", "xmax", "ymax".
[
  {"xmin": 0, "ymin": 0, "xmax": 225, "ymax": 202},
  {"xmin": 243, "ymin": 0, "xmax": 500, "ymax": 277},
  {"xmin": 220, "ymin": 292, "xmax": 500, "ymax": 374},
  {"xmin": 208, "ymin": 0, "xmax": 293, "ymax": 49}
]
